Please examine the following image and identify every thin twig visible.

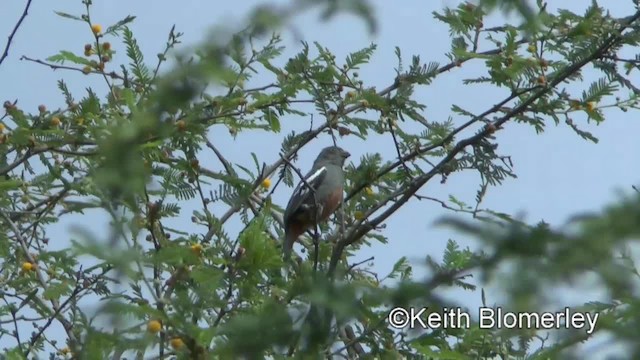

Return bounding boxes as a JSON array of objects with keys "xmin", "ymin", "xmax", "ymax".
[
  {"xmin": 347, "ymin": 256, "xmax": 374, "ymax": 272},
  {"xmin": 0, "ymin": 0, "xmax": 33, "ymax": 66}
]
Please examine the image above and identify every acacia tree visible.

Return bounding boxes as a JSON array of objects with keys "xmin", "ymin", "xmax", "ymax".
[{"xmin": 2, "ymin": 0, "xmax": 640, "ymax": 358}]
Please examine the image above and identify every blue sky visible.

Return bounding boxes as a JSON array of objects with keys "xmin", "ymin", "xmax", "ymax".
[{"xmin": 2, "ymin": 0, "xmax": 639, "ymax": 357}]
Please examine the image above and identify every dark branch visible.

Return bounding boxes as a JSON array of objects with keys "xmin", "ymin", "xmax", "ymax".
[{"xmin": 0, "ymin": 0, "xmax": 33, "ymax": 67}]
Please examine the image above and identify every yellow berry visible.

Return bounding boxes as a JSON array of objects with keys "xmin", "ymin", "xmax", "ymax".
[
  {"xmin": 586, "ymin": 101, "xmax": 596, "ymax": 111},
  {"xmin": 51, "ymin": 117, "xmax": 61, "ymax": 127},
  {"xmin": 170, "ymin": 337, "xmax": 184, "ymax": 349},
  {"xmin": 22, "ymin": 262, "xmax": 34, "ymax": 271},
  {"xmin": 190, "ymin": 243, "xmax": 203, "ymax": 255},
  {"xmin": 0, "ymin": 123, "xmax": 5, "ymax": 133},
  {"xmin": 364, "ymin": 187, "xmax": 374, "ymax": 196},
  {"xmin": 527, "ymin": 44, "xmax": 537, "ymax": 53},
  {"xmin": 354, "ymin": 211, "xmax": 364, "ymax": 220},
  {"xmin": 76, "ymin": 117, "xmax": 84, "ymax": 126},
  {"xmin": 176, "ymin": 120, "xmax": 186, "ymax": 131},
  {"xmin": 91, "ymin": 24, "xmax": 102, "ymax": 35},
  {"xmin": 147, "ymin": 320, "xmax": 162, "ymax": 333},
  {"xmin": 60, "ymin": 347, "xmax": 71, "ymax": 355},
  {"xmin": 261, "ymin": 178, "xmax": 271, "ymax": 190},
  {"xmin": 82, "ymin": 66, "xmax": 92, "ymax": 75},
  {"xmin": 102, "ymin": 42, "xmax": 111, "ymax": 51},
  {"xmin": 346, "ymin": 91, "xmax": 356, "ymax": 100}
]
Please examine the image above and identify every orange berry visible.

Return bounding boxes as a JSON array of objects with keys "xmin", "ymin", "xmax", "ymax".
[
  {"xmin": 485, "ymin": 123, "xmax": 496, "ymax": 134},
  {"xmin": 570, "ymin": 101, "xmax": 582, "ymax": 110},
  {"xmin": 51, "ymin": 117, "xmax": 61, "ymax": 127},
  {"xmin": 0, "ymin": 123, "xmax": 5, "ymax": 133},
  {"xmin": 147, "ymin": 320, "xmax": 162, "ymax": 333},
  {"xmin": 176, "ymin": 120, "xmax": 186, "ymax": 131},
  {"xmin": 586, "ymin": 101, "xmax": 596, "ymax": 111},
  {"xmin": 536, "ymin": 75, "xmax": 546, "ymax": 85},
  {"xmin": 539, "ymin": 58, "xmax": 549, "ymax": 68},
  {"xmin": 170, "ymin": 337, "xmax": 184, "ymax": 349},
  {"xmin": 91, "ymin": 24, "xmax": 102, "ymax": 35},
  {"xmin": 338, "ymin": 126, "xmax": 351, "ymax": 136}
]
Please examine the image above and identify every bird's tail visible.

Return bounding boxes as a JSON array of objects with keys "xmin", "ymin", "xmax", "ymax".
[
  {"xmin": 283, "ymin": 223, "xmax": 304, "ymax": 261},
  {"xmin": 283, "ymin": 231, "xmax": 295, "ymax": 261}
]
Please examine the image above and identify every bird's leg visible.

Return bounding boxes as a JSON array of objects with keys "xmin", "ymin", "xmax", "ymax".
[{"xmin": 312, "ymin": 195, "xmax": 321, "ymax": 275}]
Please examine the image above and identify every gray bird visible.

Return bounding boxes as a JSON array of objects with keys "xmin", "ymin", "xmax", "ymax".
[{"xmin": 283, "ymin": 146, "xmax": 350, "ymax": 260}]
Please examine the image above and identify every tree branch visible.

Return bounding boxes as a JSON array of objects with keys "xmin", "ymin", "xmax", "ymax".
[
  {"xmin": 0, "ymin": 0, "xmax": 33, "ymax": 67},
  {"xmin": 327, "ymin": 10, "xmax": 640, "ymax": 278}
]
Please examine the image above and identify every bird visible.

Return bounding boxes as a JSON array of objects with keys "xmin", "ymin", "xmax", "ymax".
[{"xmin": 282, "ymin": 146, "xmax": 351, "ymax": 260}]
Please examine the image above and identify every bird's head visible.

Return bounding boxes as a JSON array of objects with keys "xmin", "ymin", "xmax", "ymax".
[{"xmin": 316, "ymin": 146, "xmax": 350, "ymax": 167}]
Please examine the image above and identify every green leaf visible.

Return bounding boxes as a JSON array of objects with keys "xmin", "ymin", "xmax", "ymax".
[
  {"xmin": 265, "ymin": 110, "xmax": 281, "ymax": 132},
  {"xmin": 54, "ymin": 11, "xmax": 84, "ymax": 22},
  {"xmin": 43, "ymin": 281, "xmax": 73, "ymax": 301},
  {"xmin": 105, "ymin": 15, "xmax": 137, "ymax": 35},
  {"xmin": 46, "ymin": 51, "xmax": 92, "ymax": 66},
  {"xmin": 0, "ymin": 179, "xmax": 23, "ymax": 191}
]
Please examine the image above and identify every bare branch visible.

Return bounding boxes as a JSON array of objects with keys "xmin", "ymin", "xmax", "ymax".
[{"xmin": 0, "ymin": 0, "xmax": 33, "ymax": 67}]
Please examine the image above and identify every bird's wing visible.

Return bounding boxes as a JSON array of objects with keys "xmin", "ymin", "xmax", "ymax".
[{"xmin": 283, "ymin": 165, "xmax": 327, "ymax": 223}]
